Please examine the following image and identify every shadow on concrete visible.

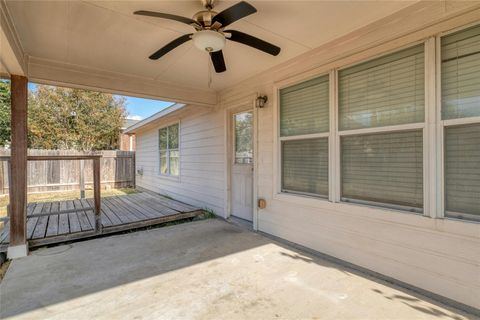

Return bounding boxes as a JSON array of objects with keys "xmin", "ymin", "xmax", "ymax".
[{"xmin": 0, "ymin": 219, "xmax": 475, "ymax": 319}]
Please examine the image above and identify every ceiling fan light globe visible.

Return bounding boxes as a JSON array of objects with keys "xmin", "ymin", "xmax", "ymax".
[{"xmin": 192, "ymin": 30, "xmax": 225, "ymax": 53}]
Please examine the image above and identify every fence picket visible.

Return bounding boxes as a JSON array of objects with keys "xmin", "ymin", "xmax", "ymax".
[{"xmin": 0, "ymin": 149, "xmax": 135, "ymax": 195}]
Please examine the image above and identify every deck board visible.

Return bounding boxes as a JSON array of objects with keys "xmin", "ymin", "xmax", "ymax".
[
  {"xmin": 102, "ymin": 198, "xmax": 132, "ymax": 224},
  {"xmin": 67, "ymin": 200, "xmax": 82, "ymax": 233},
  {"xmin": 73, "ymin": 200, "xmax": 93, "ymax": 231},
  {"xmin": 45, "ymin": 202, "xmax": 59, "ymax": 237},
  {"xmin": 110, "ymin": 196, "xmax": 148, "ymax": 221},
  {"xmin": 129, "ymin": 193, "xmax": 179, "ymax": 215},
  {"xmin": 32, "ymin": 202, "xmax": 50, "ymax": 240},
  {"xmin": 26, "ymin": 203, "xmax": 42, "ymax": 239},
  {"xmin": 89, "ymin": 198, "xmax": 122, "ymax": 226},
  {"xmin": 116, "ymin": 195, "xmax": 164, "ymax": 219},
  {"xmin": 58, "ymin": 201, "xmax": 70, "ymax": 235},
  {"xmin": 0, "ymin": 191, "xmax": 203, "ymax": 251},
  {"xmin": 103, "ymin": 197, "xmax": 139, "ymax": 223}
]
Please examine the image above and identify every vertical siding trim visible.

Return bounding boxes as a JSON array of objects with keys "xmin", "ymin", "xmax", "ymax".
[
  {"xmin": 329, "ymin": 70, "xmax": 337, "ymax": 202},
  {"xmin": 424, "ymin": 37, "xmax": 438, "ymax": 218},
  {"xmin": 253, "ymin": 94, "xmax": 259, "ymax": 230}
]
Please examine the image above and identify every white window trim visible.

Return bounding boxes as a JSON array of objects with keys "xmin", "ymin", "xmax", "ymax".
[
  {"xmin": 275, "ymin": 40, "xmax": 430, "ymax": 215},
  {"xmin": 436, "ymin": 27, "xmax": 480, "ymax": 222},
  {"xmin": 336, "ymin": 41, "xmax": 429, "ymax": 215},
  {"xmin": 274, "ymin": 72, "xmax": 332, "ymax": 200},
  {"xmin": 158, "ymin": 121, "xmax": 181, "ymax": 179}
]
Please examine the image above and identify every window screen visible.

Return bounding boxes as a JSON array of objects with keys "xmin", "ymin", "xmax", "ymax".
[
  {"xmin": 280, "ymin": 75, "xmax": 329, "ymax": 136},
  {"xmin": 339, "ymin": 45, "xmax": 425, "ymax": 130},
  {"xmin": 341, "ymin": 130, "xmax": 423, "ymax": 210},
  {"xmin": 159, "ymin": 123, "xmax": 179, "ymax": 176},
  {"xmin": 282, "ymin": 138, "xmax": 328, "ymax": 197},
  {"xmin": 444, "ymin": 124, "xmax": 480, "ymax": 220},
  {"xmin": 442, "ymin": 24, "xmax": 480, "ymax": 120}
]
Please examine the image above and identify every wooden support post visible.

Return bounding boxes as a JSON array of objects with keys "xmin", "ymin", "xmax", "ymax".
[
  {"xmin": 93, "ymin": 157, "xmax": 102, "ymax": 233},
  {"xmin": 132, "ymin": 152, "xmax": 136, "ymax": 188},
  {"xmin": 8, "ymin": 75, "xmax": 28, "ymax": 259},
  {"xmin": 79, "ymin": 159, "xmax": 85, "ymax": 199}
]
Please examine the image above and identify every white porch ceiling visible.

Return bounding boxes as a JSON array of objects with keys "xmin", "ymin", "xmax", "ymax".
[{"xmin": 5, "ymin": 0, "xmax": 416, "ymax": 93}]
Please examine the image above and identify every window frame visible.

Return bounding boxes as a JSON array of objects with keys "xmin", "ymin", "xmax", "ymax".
[
  {"xmin": 274, "ymin": 40, "xmax": 435, "ymax": 216},
  {"xmin": 436, "ymin": 24, "xmax": 480, "ymax": 222},
  {"xmin": 273, "ymin": 24, "xmax": 480, "ymax": 223},
  {"xmin": 276, "ymin": 72, "xmax": 333, "ymax": 200},
  {"xmin": 158, "ymin": 122, "xmax": 180, "ymax": 178},
  {"xmin": 335, "ymin": 41, "xmax": 430, "ymax": 215}
]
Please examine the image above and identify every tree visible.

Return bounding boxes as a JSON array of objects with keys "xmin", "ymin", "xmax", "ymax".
[
  {"xmin": 0, "ymin": 81, "xmax": 11, "ymax": 147},
  {"xmin": 28, "ymin": 85, "xmax": 126, "ymax": 151}
]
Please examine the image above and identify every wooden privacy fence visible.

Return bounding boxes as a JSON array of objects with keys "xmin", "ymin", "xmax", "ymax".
[{"xmin": 0, "ymin": 149, "xmax": 135, "ymax": 195}]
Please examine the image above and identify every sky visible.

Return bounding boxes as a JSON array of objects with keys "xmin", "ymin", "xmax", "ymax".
[{"xmin": 27, "ymin": 82, "xmax": 173, "ymax": 121}]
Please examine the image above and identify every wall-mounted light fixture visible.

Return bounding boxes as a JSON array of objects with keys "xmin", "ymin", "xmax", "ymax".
[{"xmin": 255, "ymin": 95, "xmax": 268, "ymax": 108}]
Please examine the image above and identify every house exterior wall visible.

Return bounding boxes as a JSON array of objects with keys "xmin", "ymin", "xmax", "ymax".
[
  {"xmin": 119, "ymin": 133, "xmax": 135, "ymax": 151},
  {"xmin": 218, "ymin": 2, "xmax": 480, "ymax": 310},
  {"xmin": 133, "ymin": 2, "xmax": 480, "ymax": 310},
  {"xmin": 135, "ymin": 106, "xmax": 226, "ymax": 216}
]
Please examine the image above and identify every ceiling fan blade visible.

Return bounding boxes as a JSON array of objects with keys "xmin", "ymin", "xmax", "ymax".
[
  {"xmin": 149, "ymin": 34, "xmax": 193, "ymax": 60},
  {"xmin": 210, "ymin": 51, "xmax": 226, "ymax": 73},
  {"xmin": 225, "ymin": 30, "xmax": 281, "ymax": 56},
  {"xmin": 211, "ymin": 1, "xmax": 257, "ymax": 28},
  {"xmin": 134, "ymin": 10, "xmax": 199, "ymax": 27}
]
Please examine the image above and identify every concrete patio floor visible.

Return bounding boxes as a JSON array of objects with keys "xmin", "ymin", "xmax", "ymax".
[{"xmin": 0, "ymin": 219, "xmax": 475, "ymax": 320}]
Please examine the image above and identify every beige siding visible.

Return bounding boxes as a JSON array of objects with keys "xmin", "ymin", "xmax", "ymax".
[
  {"xmin": 135, "ymin": 106, "xmax": 226, "ymax": 216},
  {"xmin": 133, "ymin": 2, "xmax": 480, "ymax": 309},
  {"xmin": 218, "ymin": 3, "xmax": 480, "ymax": 309}
]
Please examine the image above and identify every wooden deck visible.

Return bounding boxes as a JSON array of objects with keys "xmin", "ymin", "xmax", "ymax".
[{"xmin": 0, "ymin": 192, "xmax": 203, "ymax": 251}]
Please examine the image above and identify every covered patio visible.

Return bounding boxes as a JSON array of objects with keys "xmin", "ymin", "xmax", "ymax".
[
  {"xmin": 1, "ymin": 0, "xmax": 480, "ymax": 317},
  {"xmin": 0, "ymin": 219, "xmax": 473, "ymax": 320}
]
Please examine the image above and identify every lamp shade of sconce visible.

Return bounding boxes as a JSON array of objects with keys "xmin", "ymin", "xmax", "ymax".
[{"xmin": 255, "ymin": 95, "xmax": 268, "ymax": 108}]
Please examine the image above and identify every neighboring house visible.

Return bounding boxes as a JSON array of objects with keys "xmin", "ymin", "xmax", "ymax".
[{"xmin": 119, "ymin": 118, "xmax": 139, "ymax": 151}]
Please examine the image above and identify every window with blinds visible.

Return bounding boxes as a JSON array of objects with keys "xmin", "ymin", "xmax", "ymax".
[
  {"xmin": 282, "ymin": 138, "xmax": 328, "ymax": 196},
  {"xmin": 341, "ymin": 131, "xmax": 423, "ymax": 210},
  {"xmin": 339, "ymin": 45, "xmax": 425, "ymax": 131},
  {"xmin": 442, "ymin": 25, "xmax": 480, "ymax": 221},
  {"xmin": 280, "ymin": 75, "xmax": 329, "ymax": 197},
  {"xmin": 444, "ymin": 124, "xmax": 480, "ymax": 220},
  {"xmin": 339, "ymin": 44, "xmax": 425, "ymax": 211},
  {"xmin": 280, "ymin": 75, "xmax": 329, "ymax": 136},
  {"xmin": 441, "ymin": 24, "xmax": 480, "ymax": 120}
]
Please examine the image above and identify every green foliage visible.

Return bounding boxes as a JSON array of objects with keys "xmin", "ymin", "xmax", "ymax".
[
  {"xmin": 0, "ymin": 82, "xmax": 126, "ymax": 151},
  {"xmin": 202, "ymin": 207, "xmax": 217, "ymax": 219},
  {"xmin": 0, "ymin": 81, "xmax": 11, "ymax": 147},
  {"xmin": 28, "ymin": 85, "xmax": 126, "ymax": 151}
]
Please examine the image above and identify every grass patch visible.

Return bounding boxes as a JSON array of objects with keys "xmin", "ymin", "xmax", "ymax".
[{"xmin": 202, "ymin": 207, "xmax": 217, "ymax": 219}]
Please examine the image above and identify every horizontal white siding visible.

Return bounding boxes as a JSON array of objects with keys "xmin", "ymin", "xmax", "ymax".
[
  {"xmin": 249, "ymin": 82, "xmax": 479, "ymax": 309},
  {"xmin": 218, "ymin": 4, "xmax": 480, "ymax": 310},
  {"xmin": 135, "ymin": 106, "xmax": 226, "ymax": 216}
]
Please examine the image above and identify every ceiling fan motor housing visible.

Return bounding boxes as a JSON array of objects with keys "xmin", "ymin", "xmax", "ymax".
[
  {"xmin": 192, "ymin": 30, "xmax": 226, "ymax": 52},
  {"xmin": 192, "ymin": 10, "xmax": 218, "ymax": 28}
]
